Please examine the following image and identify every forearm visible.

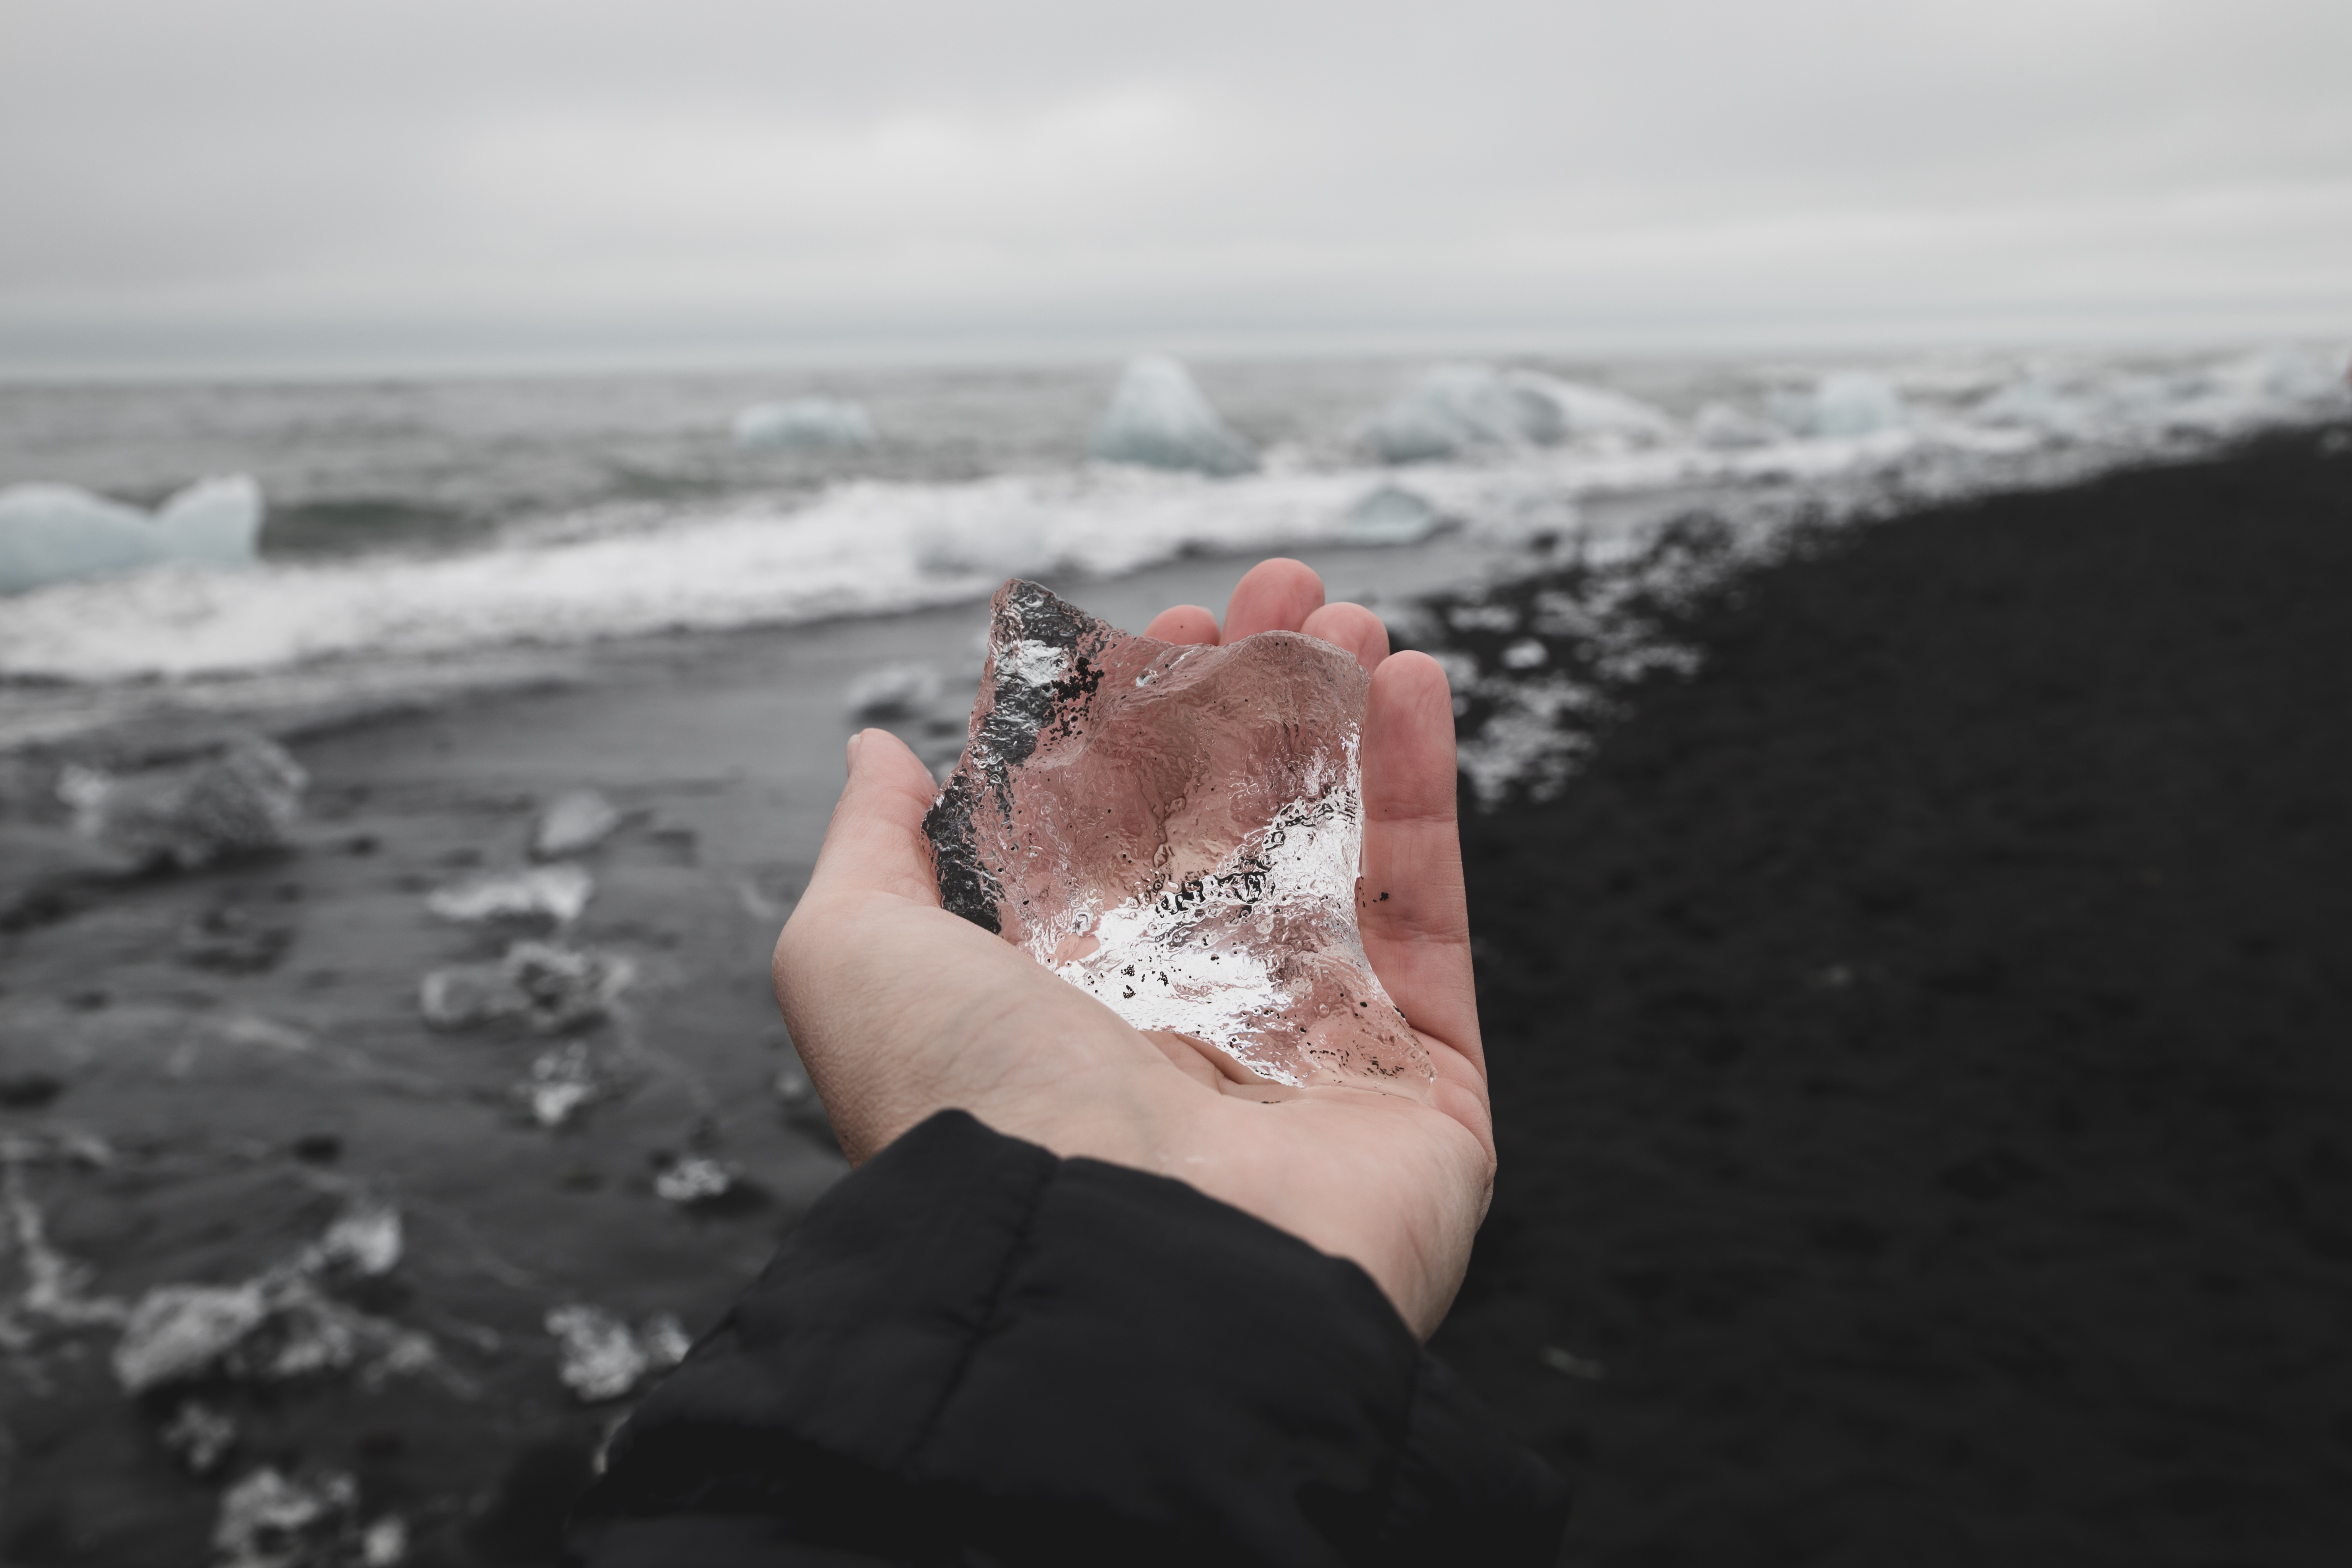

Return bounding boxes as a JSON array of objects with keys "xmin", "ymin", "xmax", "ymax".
[{"xmin": 571, "ymin": 1110, "xmax": 1566, "ymax": 1567}]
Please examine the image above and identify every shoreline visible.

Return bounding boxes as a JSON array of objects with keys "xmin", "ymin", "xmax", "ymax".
[{"xmin": 0, "ymin": 420, "xmax": 2274, "ymax": 766}]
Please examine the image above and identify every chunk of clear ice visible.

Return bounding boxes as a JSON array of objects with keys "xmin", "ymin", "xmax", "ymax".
[{"xmin": 925, "ymin": 580, "xmax": 1433, "ymax": 1101}]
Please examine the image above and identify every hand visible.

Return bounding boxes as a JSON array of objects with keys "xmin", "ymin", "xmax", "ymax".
[{"xmin": 772, "ymin": 560, "xmax": 1492, "ymax": 1338}]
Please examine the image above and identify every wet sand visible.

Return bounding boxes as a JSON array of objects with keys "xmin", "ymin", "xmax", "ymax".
[
  {"xmin": 3, "ymin": 433, "xmax": 2347, "ymax": 1563},
  {"xmin": 0, "ymin": 536, "xmax": 1530, "ymax": 1565}
]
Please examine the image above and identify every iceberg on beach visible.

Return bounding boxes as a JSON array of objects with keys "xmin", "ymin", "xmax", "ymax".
[
  {"xmin": 732, "ymin": 397, "xmax": 877, "ymax": 452},
  {"xmin": 1774, "ymin": 372, "xmax": 1908, "ymax": 439},
  {"xmin": 1088, "ymin": 356, "xmax": 1257, "ymax": 476},
  {"xmin": 0, "ymin": 475, "xmax": 261, "ymax": 594},
  {"xmin": 1691, "ymin": 401, "xmax": 1785, "ymax": 450},
  {"xmin": 1361, "ymin": 366, "xmax": 1674, "ymax": 462},
  {"xmin": 1540, "ymin": 377, "xmax": 1680, "ymax": 446},
  {"xmin": 1340, "ymin": 484, "xmax": 1442, "ymax": 545}
]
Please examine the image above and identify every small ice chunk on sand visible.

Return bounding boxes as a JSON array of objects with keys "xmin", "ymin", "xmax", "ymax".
[
  {"xmin": 925, "ymin": 580, "xmax": 1433, "ymax": 1100},
  {"xmin": 654, "ymin": 1156, "xmax": 737, "ymax": 1205},
  {"xmin": 416, "ymin": 965, "xmax": 514, "ymax": 1030},
  {"xmin": 1340, "ymin": 484, "xmax": 1441, "ymax": 545},
  {"xmin": 546, "ymin": 1305, "xmax": 690, "ymax": 1402},
  {"xmin": 731, "ymin": 397, "xmax": 877, "ymax": 452},
  {"xmin": 361, "ymin": 1516, "xmax": 409, "ymax": 1567},
  {"xmin": 531, "ymin": 789, "xmax": 623, "ymax": 860},
  {"xmin": 639, "ymin": 1312, "xmax": 692, "ymax": 1367},
  {"xmin": 59, "ymin": 736, "xmax": 307, "ymax": 871},
  {"xmin": 313, "ymin": 1202, "xmax": 401, "ymax": 1279},
  {"xmin": 427, "ymin": 864, "xmax": 593, "ymax": 925},
  {"xmin": 112, "ymin": 1209, "xmax": 438, "ymax": 1401},
  {"xmin": 505, "ymin": 943, "xmax": 626, "ymax": 1029},
  {"xmin": 115, "ymin": 1283, "xmax": 271, "ymax": 1394},
  {"xmin": 514, "ymin": 1043, "xmax": 605, "ymax": 1127},
  {"xmin": 0, "ymin": 475, "xmax": 261, "ymax": 594},
  {"xmin": 160, "ymin": 1400, "xmax": 239, "ymax": 1476},
  {"xmin": 212, "ymin": 1466, "xmax": 359, "ymax": 1568},
  {"xmin": 842, "ymin": 661, "xmax": 944, "ymax": 721},
  {"xmin": 419, "ymin": 942, "xmax": 627, "ymax": 1033},
  {"xmin": 1088, "ymin": 356, "xmax": 1257, "ymax": 476}
]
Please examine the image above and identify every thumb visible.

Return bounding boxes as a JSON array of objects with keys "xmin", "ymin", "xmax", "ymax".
[{"xmin": 803, "ymin": 729, "xmax": 946, "ymax": 908}]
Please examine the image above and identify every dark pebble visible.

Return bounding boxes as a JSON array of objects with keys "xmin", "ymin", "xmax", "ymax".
[
  {"xmin": 466, "ymin": 1438, "xmax": 597, "ymax": 1566},
  {"xmin": 0, "ymin": 1074, "xmax": 65, "ymax": 1110}
]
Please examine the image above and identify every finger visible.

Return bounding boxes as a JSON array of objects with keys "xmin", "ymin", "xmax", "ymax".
[
  {"xmin": 1221, "ymin": 558, "xmax": 1325, "ymax": 640},
  {"xmin": 1143, "ymin": 604, "xmax": 1220, "ymax": 645},
  {"xmin": 1357, "ymin": 652, "xmax": 1483, "ymax": 1076},
  {"xmin": 799, "ymin": 729, "xmax": 943, "ymax": 909},
  {"xmin": 1300, "ymin": 602, "xmax": 1390, "ymax": 675}
]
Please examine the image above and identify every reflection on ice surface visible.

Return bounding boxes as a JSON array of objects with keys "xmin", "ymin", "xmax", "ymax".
[{"xmin": 926, "ymin": 579, "xmax": 1433, "ymax": 1101}]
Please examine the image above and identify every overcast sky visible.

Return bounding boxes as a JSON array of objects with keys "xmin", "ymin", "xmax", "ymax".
[{"xmin": 2, "ymin": 0, "xmax": 2346, "ymax": 376}]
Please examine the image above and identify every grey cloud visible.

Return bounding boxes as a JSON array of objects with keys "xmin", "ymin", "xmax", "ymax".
[{"xmin": 1, "ymin": 0, "xmax": 2344, "ymax": 374}]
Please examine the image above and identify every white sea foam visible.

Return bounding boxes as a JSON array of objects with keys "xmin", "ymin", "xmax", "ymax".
[{"xmin": 0, "ymin": 347, "xmax": 2339, "ymax": 687}]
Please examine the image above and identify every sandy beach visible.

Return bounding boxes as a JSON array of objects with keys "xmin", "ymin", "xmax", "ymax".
[
  {"xmin": 2, "ymin": 426, "xmax": 2347, "ymax": 1563},
  {"xmin": 1435, "ymin": 425, "xmax": 2352, "ymax": 1566},
  {"xmin": 0, "ymin": 533, "xmax": 1542, "ymax": 1563}
]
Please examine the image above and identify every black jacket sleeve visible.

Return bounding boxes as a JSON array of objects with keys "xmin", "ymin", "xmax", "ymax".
[{"xmin": 570, "ymin": 1110, "xmax": 1567, "ymax": 1567}]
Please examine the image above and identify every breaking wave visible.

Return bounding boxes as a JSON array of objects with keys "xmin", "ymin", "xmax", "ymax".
[{"xmin": 1, "ymin": 345, "xmax": 2342, "ymax": 684}]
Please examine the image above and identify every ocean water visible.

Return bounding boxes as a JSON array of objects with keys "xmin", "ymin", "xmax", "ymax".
[{"xmin": 0, "ymin": 345, "xmax": 2343, "ymax": 699}]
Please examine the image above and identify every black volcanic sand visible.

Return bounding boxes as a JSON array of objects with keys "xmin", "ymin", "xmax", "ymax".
[{"xmin": 1433, "ymin": 427, "xmax": 2352, "ymax": 1566}]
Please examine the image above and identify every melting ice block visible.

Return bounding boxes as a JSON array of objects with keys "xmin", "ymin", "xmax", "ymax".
[
  {"xmin": 1088, "ymin": 356, "xmax": 1258, "ymax": 476},
  {"xmin": 925, "ymin": 580, "xmax": 1433, "ymax": 1101},
  {"xmin": 1775, "ymin": 372, "xmax": 1908, "ymax": 439},
  {"xmin": 1361, "ymin": 365, "xmax": 1675, "ymax": 463},
  {"xmin": 732, "ymin": 396, "xmax": 878, "ymax": 452},
  {"xmin": 0, "ymin": 475, "xmax": 261, "ymax": 594}
]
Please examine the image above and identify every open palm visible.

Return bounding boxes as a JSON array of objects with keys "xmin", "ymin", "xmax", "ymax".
[{"xmin": 772, "ymin": 560, "xmax": 1492, "ymax": 1337}]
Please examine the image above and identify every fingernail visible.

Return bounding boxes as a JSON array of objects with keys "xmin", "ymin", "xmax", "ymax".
[{"xmin": 846, "ymin": 732, "xmax": 864, "ymax": 771}]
